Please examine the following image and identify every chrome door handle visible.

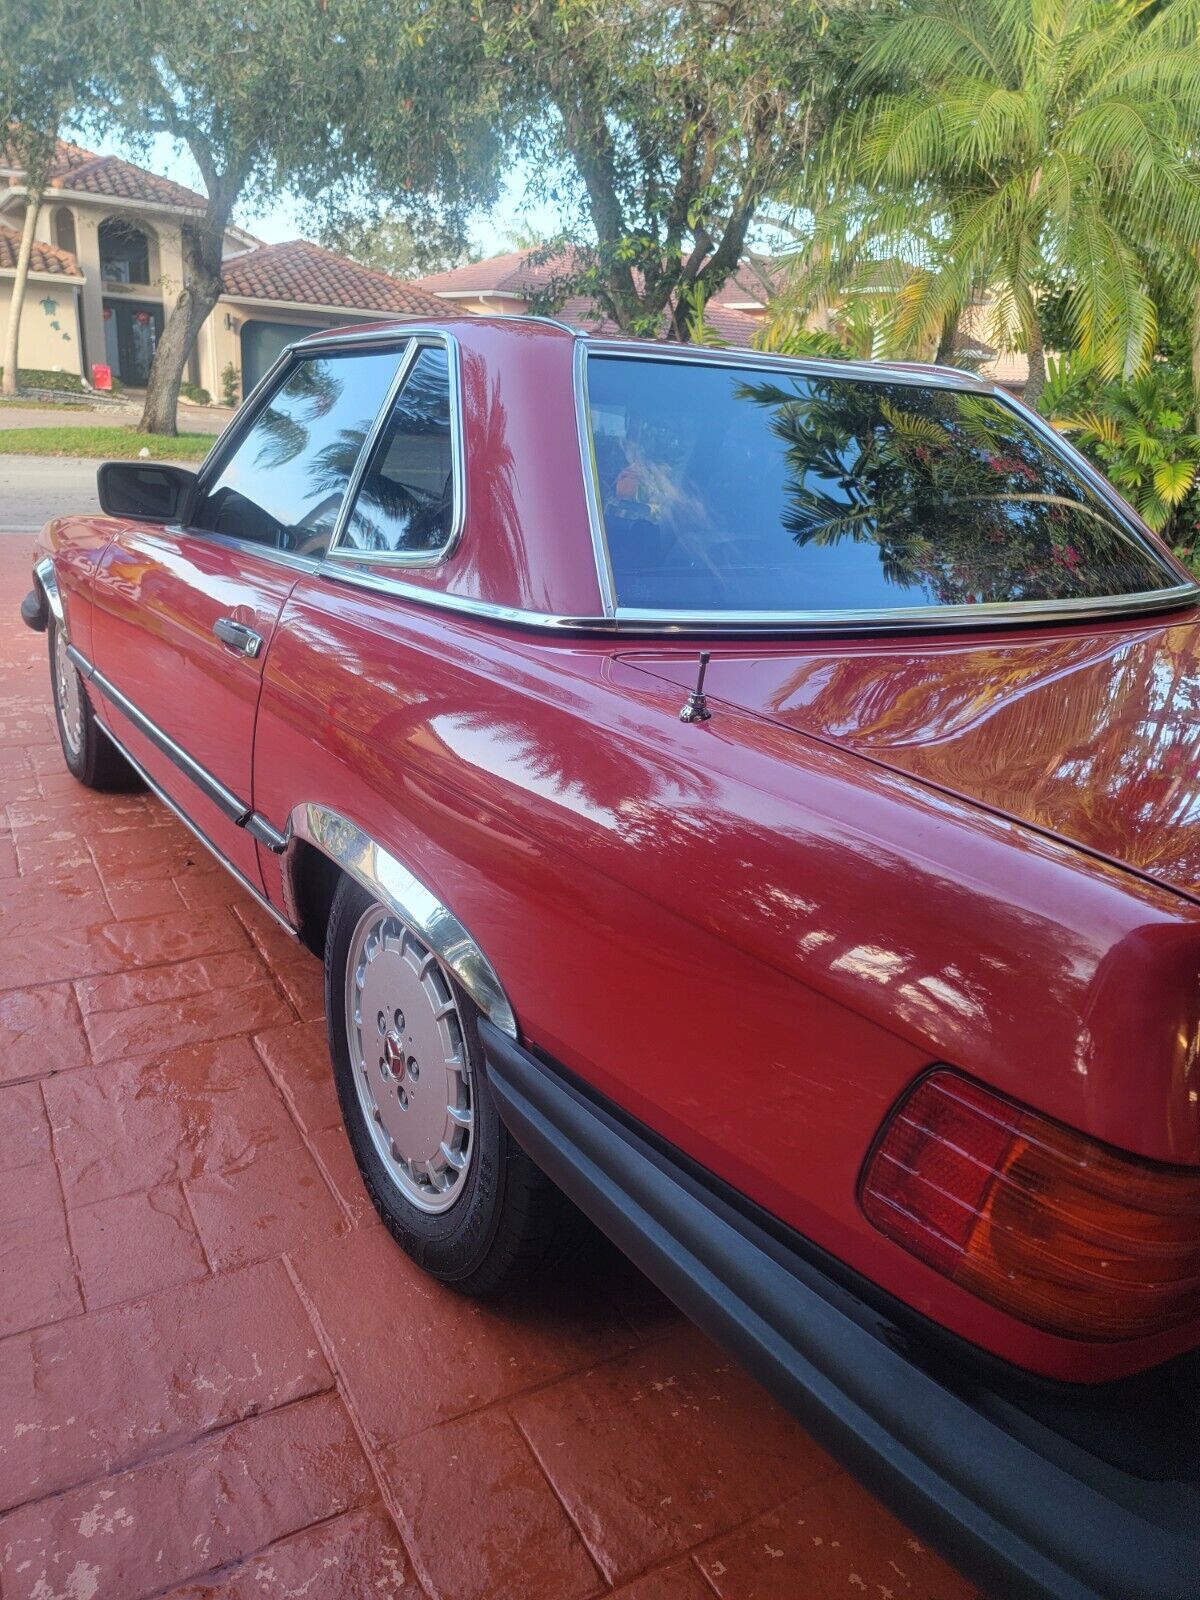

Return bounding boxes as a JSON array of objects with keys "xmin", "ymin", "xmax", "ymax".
[{"xmin": 213, "ymin": 616, "xmax": 263, "ymax": 658}]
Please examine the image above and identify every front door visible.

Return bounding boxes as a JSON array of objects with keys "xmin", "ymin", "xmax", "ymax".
[
  {"xmin": 103, "ymin": 300, "xmax": 164, "ymax": 386},
  {"xmin": 87, "ymin": 342, "xmax": 404, "ymax": 885}
]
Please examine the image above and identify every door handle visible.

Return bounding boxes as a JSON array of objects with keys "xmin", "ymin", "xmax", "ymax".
[{"xmin": 213, "ymin": 616, "xmax": 263, "ymax": 658}]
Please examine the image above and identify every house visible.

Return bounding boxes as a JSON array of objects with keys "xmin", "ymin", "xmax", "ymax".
[
  {"xmin": 410, "ymin": 248, "xmax": 773, "ymax": 346},
  {"xmin": 0, "ymin": 138, "xmax": 450, "ymax": 397}
]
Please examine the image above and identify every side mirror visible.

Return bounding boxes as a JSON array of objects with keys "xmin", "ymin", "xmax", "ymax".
[{"xmin": 97, "ymin": 460, "xmax": 197, "ymax": 524}]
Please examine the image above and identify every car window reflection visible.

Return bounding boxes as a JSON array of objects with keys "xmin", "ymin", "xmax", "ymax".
[
  {"xmin": 588, "ymin": 358, "xmax": 1175, "ymax": 612},
  {"xmin": 191, "ymin": 350, "xmax": 399, "ymax": 559}
]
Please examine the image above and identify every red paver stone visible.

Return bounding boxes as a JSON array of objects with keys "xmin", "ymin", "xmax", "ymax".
[
  {"xmin": 69, "ymin": 1181, "xmax": 210, "ymax": 1308},
  {"xmin": 271, "ymin": 955, "xmax": 326, "ymax": 1022},
  {"xmin": 292, "ymin": 1227, "xmax": 638, "ymax": 1446},
  {"xmin": 0, "ymin": 982, "xmax": 88, "ymax": 1081},
  {"xmin": 0, "ymin": 1080, "xmax": 52, "ymax": 1170},
  {"xmin": 608, "ymin": 1561, "xmax": 716, "ymax": 1600},
  {"xmin": 512, "ymin": 1322, "xmax": 837, "ymax": 1585},
  {"xmin": 386, "ymin": 1407, "xmax": 602, "ymax": 1600},
  {"xmin": 185, "ymin": 1140, "xmax": 347, "ymax": 1270},
  {"xmin": 43, "ymin": 1035, "xmax": 299, "ymax": 1203},
  {"xmin": 254, "ymin": 1018, "xmax": 344, "ymax": 1133},
  {"xmin": 0, "ymin": 1259, "xmax": 331, "ymax": 1510},
  {"xmin": 0, "ymin": 836, "xmax": 17, "ymax": 876},
  {"xmin": 307, "ymin": 1123, "xmax": 378, "ymax": 1227},
  {"xmin": 695, "ymin": 1472, "xmax": 978, "ymax": 1599},
  {"xmin": 74, "ymin": 948, "xmax": 294, "ymax": 1061},
  {"xmin": 102, "ymin": 875, "xmax": 187, "ymax": 920},
  {"xmin": 0, "ymin": 1392, "xmax": 373, "ymax": 1600},
  {"xmin": 160, "ymin": 1505, "xmax": 424, "ymax": 1600},
  {"xmin": 0, "ymin": 1157, "xmax": 81, "ymax": 1336}
]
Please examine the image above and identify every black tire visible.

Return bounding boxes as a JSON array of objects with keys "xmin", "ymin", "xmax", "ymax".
[
  {"xmin": 325, "ymin": 873, "xmax": 584, "ymax": 1294},
  {"xmin": 47, "ymin": 615, "xmax": 142, "ymax": 792}
]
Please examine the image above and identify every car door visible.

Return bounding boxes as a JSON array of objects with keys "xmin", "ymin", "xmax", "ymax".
[{"xmin": 88, "ymin": 342, "xmax": 405, "ymax": 886}]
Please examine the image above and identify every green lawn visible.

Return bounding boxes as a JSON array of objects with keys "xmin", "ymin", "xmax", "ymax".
[{"xmin": 0, "ymin": 426, "xmax": 216, "ymax": 460}]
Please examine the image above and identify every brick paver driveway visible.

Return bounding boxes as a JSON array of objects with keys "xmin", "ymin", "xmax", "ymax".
[{"xmin": 0, "ymin": 536, "xmax": 979, "ymax": 1600}]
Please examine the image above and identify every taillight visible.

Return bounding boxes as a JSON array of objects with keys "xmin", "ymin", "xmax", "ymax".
[{"xmin": 860, "ymin": 1071, "xmax": 1200, "ymax": 1341}]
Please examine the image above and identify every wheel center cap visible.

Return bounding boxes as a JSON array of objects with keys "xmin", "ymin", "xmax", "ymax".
[{"xmin": 383, "ymin": 1030, "xmax": 406, "ymax": 1077}]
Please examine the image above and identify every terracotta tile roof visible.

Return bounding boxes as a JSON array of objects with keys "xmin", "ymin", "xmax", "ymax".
[
  {"xmin": 2, "ymin": 135, "xmax": 207, "ymax": 209},
  {"xmin": 412, "ymin": 248, "xmax": 579, "ymax": 297},
  {"xmin": 415, "ymin": 247, "xmax": 779, "ymax": 316},
  {"xmin": 0, "ymin": 223, "xmax": 81, "ymax": 277},
  {"xmin": 557, "ymin": 294, "xmax": 759, "ymax": 349},
  {"xmin": 220, "ymin": 240, "xmax": 453, "ymax": 316}
]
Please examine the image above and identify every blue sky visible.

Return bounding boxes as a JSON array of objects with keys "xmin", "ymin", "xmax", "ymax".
[{"xmin": 78, "ymin": 130, "xmax": 563, "ymax": 261}]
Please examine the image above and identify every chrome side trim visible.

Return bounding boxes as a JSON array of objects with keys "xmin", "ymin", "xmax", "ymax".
[
  {"xmin": 66, "ymin": 644, "xmax": 258, "ymax": 827},
  {"xmin": 95, "ymin": 719, "xmax": 297, "ymax": 937},
  {"xmin": 34, "ymin": 556, "xmax": 64, "ymax": 626},
  {"xmin": 286, "ymin": 804, "xmax": 518, "ymax": 1039},
  {"xmin": 324, "ymin": 331, "xmax": 467, "ymax": 569},
  {"xmin": 245, "ymin": 811, "xmax": 289, "ymax": 854},
  {"xmin": 573, "ymin": 338, "xmax": 617, "ymax": 617}
]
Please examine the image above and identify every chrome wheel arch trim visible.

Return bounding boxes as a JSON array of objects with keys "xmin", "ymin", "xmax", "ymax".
[
  {"xmin": 34, "ymin": 556, "xmax": 65, "ymax": 627},
  {"xmin": 285, "ymin": 803, "xmax": 518, "ymax": 1040}
]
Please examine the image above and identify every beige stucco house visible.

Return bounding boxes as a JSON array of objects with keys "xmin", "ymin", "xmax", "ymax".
[{"xmin": 0, "ymin": 138, "xmax": 450, "ymax": 398}]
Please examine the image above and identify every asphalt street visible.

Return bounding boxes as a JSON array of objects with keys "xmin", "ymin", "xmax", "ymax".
[{"xmin": 0, "ymin": 456, "xmax": 104, "ymax": 532}]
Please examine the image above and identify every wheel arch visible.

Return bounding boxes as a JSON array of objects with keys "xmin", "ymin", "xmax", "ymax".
[{"xmin": 281, "ymin": 803, "xmax": 518, "ymax": 1040}]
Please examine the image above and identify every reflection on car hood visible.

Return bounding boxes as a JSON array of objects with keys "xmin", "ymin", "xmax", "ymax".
[{"xmin": 626, "ymin": 610, "xmax": 1200, "ymax": 903}]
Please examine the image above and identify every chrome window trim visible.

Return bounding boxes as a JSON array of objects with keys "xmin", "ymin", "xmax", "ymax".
[
  {"xmin": 575, "ymin": 348, "xmax": 1200, "ymax": 631},
  {"xmin": 316, "ymin": 558, "xmax": 616, "ymax": 630},
  {"xmin": 183, "ymin": 340, "xmax": 411, "ymax": 560},
  {"xmin": 315, "ymin": 552, "xmax": 1196, "ymax": 634},
  {"xmin": 324, "ymin": 331, "xmax": 466, "ymax": 569},
  {"xmin": 285, "ymin": 803, "xmax": 518, "ymax": 1038},
  {"xmin": 573, "ymin": 338, "xmax": 617, "ymax": 617}
]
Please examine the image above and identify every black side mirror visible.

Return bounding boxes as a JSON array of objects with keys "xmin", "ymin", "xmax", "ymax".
[{"xmin": 97, "ymin": 461, "xmax": 198, "ymax": 524}]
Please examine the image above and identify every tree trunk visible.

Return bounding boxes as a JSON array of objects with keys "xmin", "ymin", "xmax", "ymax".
[
  {"xmin": 1022, "ymin": 306, "xmax": 1047, "ymax": 410},
  {"xmin": 934, "ymin": 309, "xmax": 960, "ymax": 365},
  {"xmin": 1, "ymin": 186, "xmax": 43, "ymax": 397},
  {"xmin": 138, "ymin": 216, "xmax": 225, "ymax": 435}
]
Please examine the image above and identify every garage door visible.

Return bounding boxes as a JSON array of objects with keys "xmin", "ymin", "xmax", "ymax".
[{"xmin": 240, "ymin": 319, "xmax": 327, "ymax": 392}]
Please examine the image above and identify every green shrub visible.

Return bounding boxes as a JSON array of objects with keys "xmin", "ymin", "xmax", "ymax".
[
  {"xmin": 1042, "ymin": 356, "xmax": 1200, "ymax": 573},
  {"xmin": 220, "ymin": 362, "xmax": 240, "ymax": 407},
  {"xmin": 0, "ymin": 366, "xmax": 85, "ymax": 392},
  {"xmin": 180, "ymin": 381, "xmax": 212, "ymax": 406}
]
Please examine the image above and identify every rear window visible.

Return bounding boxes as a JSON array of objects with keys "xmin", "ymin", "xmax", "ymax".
[{"xmin": 586, "ymin": 356, "xmax": 1178, "ymax": 613}]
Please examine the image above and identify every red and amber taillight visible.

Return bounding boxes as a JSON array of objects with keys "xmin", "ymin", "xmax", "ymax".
[{"xmin": 860, "ymin": 1071, "xmax": 1200, "ymax": 1341}]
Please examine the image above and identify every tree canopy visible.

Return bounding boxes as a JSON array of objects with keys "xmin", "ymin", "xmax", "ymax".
[
  {"xmin": 783, "ymin": 0, "xmax": 1200, "ymax": 405},
  {"xmin": 460, "ymin": 0, "xmax": 856, "ymax": 338}
]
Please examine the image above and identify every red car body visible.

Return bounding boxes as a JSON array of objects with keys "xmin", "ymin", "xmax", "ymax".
[{"xmin": 27, "ymin": 319, "xmax": 1200, "ymax": 1600}]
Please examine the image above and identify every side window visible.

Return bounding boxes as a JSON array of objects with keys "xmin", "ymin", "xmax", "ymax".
[
  {"xmin": 190, "ymin": 348, "xmax": 400, "ymax": 558},
  {"xmin": 336, "ymin": 345, "xmax": 455, "ymax": 558}
]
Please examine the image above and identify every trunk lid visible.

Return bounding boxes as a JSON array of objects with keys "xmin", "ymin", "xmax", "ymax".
[{"xmin": 624, "ymin": 610, "xmax": 1200, "ymax": 903}]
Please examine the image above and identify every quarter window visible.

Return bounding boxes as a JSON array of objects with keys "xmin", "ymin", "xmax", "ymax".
[
  {"xmin": 337, "ymin": 345, "xmax": 455, "ymax": 558},
  {"xmin": 190, "ymin": 349, "xmax": 400, "ymax": 558}
]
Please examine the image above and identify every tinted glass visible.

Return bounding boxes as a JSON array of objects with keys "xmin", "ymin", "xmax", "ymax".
[
  {"xmin": 587, "ymin": 356, "xmax": 1176, "ymax": 612},
  {"xmin": 191, "ymin": 350, "xmax": 399, "ymax": 557},
  {"xmin": 339, "ymin": 346, "xmax": 455, "ymax": 556}
]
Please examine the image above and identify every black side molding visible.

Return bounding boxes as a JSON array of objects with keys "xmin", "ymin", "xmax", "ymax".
[
  {"xmin": 20, "ymin": 587, "xmax": 47, "ymax": 632},
  {"xmin": 480, "ymin": 1021, "xmax": 1200, "ymax": 1600}
]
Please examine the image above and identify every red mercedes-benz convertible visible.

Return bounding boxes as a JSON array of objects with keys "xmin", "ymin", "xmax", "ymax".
[{"xmin": 22, "ymin": 318, "xmax": 1200, "ymax": 1600}]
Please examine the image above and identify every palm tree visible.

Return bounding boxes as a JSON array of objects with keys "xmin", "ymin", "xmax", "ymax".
[{"xmin": 783, "ymin": 0, "xmax": 1200, "ymax": 409}]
